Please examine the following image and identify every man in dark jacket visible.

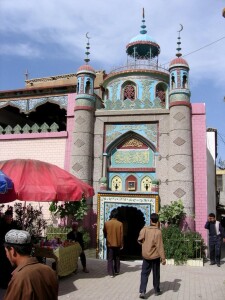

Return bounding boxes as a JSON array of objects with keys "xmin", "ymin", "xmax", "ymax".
[
  {"xmin": 67, "ymin": 222, "xmax": 89, "ymax": 273},
  {"xmin": 205, "ymin": 213, "xmax": 225, "ymax": 267}
]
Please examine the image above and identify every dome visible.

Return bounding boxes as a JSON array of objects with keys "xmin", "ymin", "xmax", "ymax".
[
  {"xmin": 126, "ymin": 9, "xmax": 160, "ymax": 59},
  {"xmin": 169, "ymin": 57, "xmax": 189, "ymax": 68},
  {"xmin": 129, "ymin": 33, "xmax": 157, "ymax": 44},
  {"xmin": 77, "ymin": 64, "xmax": 95, "ymax": 73}
]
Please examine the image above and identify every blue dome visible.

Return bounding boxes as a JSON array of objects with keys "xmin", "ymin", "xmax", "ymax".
[
  {"xmin": 126, "ymin": 10, "xmax": 160, "ymax": 59},
  {"xmin": 129, "ymin": 33, "xmax": 157, "ymax": 44}
]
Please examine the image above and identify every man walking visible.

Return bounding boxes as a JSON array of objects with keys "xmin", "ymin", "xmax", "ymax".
[
  {"xmin": 103, "ymin": 208, "xmax": 123, "ymax": 277},
  {"xmin": 4, "ymin": 229, "xmax": 58, "ymax": 300},
  {"xmin": 205, "ymin": 213, "xmax": 225, "ymax": 267},
  {"xmin": 138, "ymin": 213, "xmax": 166, "ymax": 299}
]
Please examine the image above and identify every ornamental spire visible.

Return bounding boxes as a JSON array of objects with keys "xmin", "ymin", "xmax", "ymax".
[
  {"xmin": 84, "ymin": 32, "xmax": 91, "ymax": 64},
  {"xmin": 140, "ymin": 8, "xmax": 147, "ymax": 35},
  {"xmin": 176, "ymin": 24, "xmax": 183, "ymax": 57}
]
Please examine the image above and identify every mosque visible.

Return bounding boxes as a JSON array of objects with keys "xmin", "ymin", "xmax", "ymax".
[{"xmin": 0, "ymin": 10, "xmax": 216, "ymax": 258}]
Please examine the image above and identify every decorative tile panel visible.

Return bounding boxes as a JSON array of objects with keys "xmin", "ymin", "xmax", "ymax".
[
  {"xmin": 173, "ymin": 163, "xmax": 186, "ymax": 172},
  {"xmin": 173, "ymin": 137, "xmax": 186, "ymax": 146},
  {"xmin": 76, "ymin": 116, "xmax": 86, "ymax": 125},
  {"xmin": 0, "ymin": 96, "xmax": 68, "ymax": 113},
  {"xmin": 72, "ymin": 163, "xmax": 83, "ymax": 172},
  {"xmin": 74, "ymin": 139, "xmax": 85, "ymax": 148},
  {"xmin": 97, "ymin": 193, "xmax": 158, "ymax": 259},
  {"xmin": 105, "ymin": 124, "xmax": 157, "ymax": 149},
  {"xmin": 173, "ymin": 188, "xmax": 186, "ymax": 198},
  {"xmin": 173, "ymin": 112, "xmax": 185, "ymax": 121}
]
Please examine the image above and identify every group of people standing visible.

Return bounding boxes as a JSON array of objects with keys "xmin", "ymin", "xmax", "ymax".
[
  {"xmin": 0, "ymin": 208, "xmax": 225, "ymax": 299},
  {"xmin": 103, "ymin": 208, "xmax": 166, "ymax": 298},
  {"xmin": 103, "ymin": 209, "xmax": 225, "ymax": 299}
]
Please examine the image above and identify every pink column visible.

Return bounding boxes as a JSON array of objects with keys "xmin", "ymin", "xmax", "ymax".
[
  {"xmin": 64, "ymin": 93, "xmax": 76, "ymax": 171},
  {"xmin": 192, "ymin": 104, "xmax": 208, "ymax": 243}
]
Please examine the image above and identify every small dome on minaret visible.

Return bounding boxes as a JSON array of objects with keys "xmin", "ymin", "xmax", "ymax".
[
  {"xmin": 169, "ymin": 25, "xmax": 189, "ymax": 69},
  {"xmin": 77, "ymin": 33, "xmax": 95, "ymax": 75}
]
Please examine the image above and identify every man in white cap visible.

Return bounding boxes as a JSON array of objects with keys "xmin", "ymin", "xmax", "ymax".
[{"xmin": 3, "ymin": 229, "xmax": 58, "ymax": 300}]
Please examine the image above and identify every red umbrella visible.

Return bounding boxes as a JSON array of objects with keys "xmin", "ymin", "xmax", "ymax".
[{"xmin": 0, "ymin": 159, "xmax": 94, "ymax": 203}]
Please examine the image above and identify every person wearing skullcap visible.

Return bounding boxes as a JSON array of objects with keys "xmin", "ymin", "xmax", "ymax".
[
  {"xmin": 0, "ymin": 210, "xmax": 20, "ymax": 289},
  {"xmin": 3, "ymin": 229, "xmax": 58, "ymax": 300}
]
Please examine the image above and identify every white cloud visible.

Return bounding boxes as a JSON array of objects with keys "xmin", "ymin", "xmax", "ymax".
[
  {"xmin": 0, "ymin": 43, "xmax": 40, "ymax": 58},
  {"xmin": 0, "ymin": 0, "xmax": 224, "ymax": 85}
]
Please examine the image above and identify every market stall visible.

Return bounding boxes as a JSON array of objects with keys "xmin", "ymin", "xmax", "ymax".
[{"xmin": 34, "ymin": 242, "xmax": 82, "ymax": 277}]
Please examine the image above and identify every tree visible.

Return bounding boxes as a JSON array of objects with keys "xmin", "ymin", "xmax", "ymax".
[
  {"xmin": 49, "ymin": 196, "xmax": 88, "ymax": 222},
  {"xmin": 218, "ymin": 157, "xmax": 225, "ymax": 170},
  {"xmin": 159, "ymin": 199, "xmax": 186, "ymax": 225}
]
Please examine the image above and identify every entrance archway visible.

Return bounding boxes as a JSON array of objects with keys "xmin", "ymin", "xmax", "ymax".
[
  {"xmin": 97, "ymin": 193, "xmax": 158, "ymax": 259},
  {"xmin": 117, "ymin": 206, "xmax": 145, "ymax": 260}
]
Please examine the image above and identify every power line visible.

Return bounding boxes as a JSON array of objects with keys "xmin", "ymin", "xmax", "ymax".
[
  {"xmin": 218, "ymin": 132, "xmax": 225, "ymax": 146},
  {"xmin": 161, "ymin": 35, "xmax": 225, "ymax": 66}
]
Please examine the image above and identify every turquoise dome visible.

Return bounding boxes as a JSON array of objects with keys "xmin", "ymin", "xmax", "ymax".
[
  {"xmin": 129, "ymin": 33, "xmax": 157, "ymax": 44},
  {"xmin": 126, "ymin": 10, "xmax": 160, "ymax": 58}
]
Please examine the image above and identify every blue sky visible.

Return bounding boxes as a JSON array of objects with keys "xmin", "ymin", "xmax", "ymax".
[{"xmin": 0, "ymin": 0, "xmax": 224, "ymax": 160}]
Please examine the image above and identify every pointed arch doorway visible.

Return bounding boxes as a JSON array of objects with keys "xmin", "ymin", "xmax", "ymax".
[
  {"xmin": 97, "ymin": 192, "xmax": 158, "ymax": 260},
  {"xmin": 117, "ymin": 206, "xmax": 145, "ymax": 260}
]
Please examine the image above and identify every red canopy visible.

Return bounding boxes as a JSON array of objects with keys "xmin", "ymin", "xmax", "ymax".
[{"xmin": 0, "ymin": 159, "xmax": 94, "ymax": 203}]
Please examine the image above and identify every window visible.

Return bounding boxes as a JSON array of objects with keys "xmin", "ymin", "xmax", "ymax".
[
  {"xmin": 217, "ymin": 175, "xmax": 223, "ymax": 191},
  {"xmin": 111, "ymin": 176, "xmax": 122, "ymax": 191},
  {"xmin": 182, "ymin": 74, "xmax": 187, "ymax": 88},
  {"xmin": 155, "ymin": 83, "xmax": 166, "ymax": 107},
  {"xmin": 141, "ymin": 176, "xmax": 152, "ymax": 192},
  {"xmin": 125, "ymin": 175, "xmax": 137, "ymax": 191},
  {"xmin": 85, "ymin": 80, "xmax": 91, "ymax": 94},
  {"xmin": 123, "ymin": 83, "xmax": 136, "ymax": 100}
]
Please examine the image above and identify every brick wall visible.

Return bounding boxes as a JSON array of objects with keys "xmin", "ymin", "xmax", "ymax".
[
  {"xmin": 0, "ymin": 136, "xmax": 67, "ymax": 224},
  {"xmin": 192, "ymin": 103, "xmax": 208, "ymax": 243}
]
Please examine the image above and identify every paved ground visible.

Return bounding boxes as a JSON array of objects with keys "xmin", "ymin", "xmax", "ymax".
[{"xmin": 1, "ymin": 247, "xmax": 225, "ymax": 300}]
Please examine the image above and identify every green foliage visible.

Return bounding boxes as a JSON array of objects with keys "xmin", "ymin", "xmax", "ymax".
[
  {"xmin": 162, "ymin": 225, "xmax": 206, "ymax": 264},
  {"xmin": 49, "ymin": 197, "xmax": 88, "ymax": 221},
  {"xmin": 14, "ymin": 202, "xmax": 47, "ymax": 237},
  {"xmin": 46, "ymin": 225, "xmax": 90, "ymax": 249},
  {"xmin": 159, "ymin": 199, "xmax": 186, "ymax": 225}
]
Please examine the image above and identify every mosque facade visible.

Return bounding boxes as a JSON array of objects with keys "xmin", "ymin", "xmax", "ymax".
[{"xmin": 0, "ymin": 12, "xmax": 214, "ymax": 258}]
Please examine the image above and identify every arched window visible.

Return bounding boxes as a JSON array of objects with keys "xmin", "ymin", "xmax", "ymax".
[
  {"xmin": 123, "ymin": 82, "xmax": 136, "ymax": 100},
  {"xmin": 125, "ymin": 175, "xmax": 137, "ymax": 191},
  {"xmin": 171, "ymin": 75, "xmax": 176, "ymax": 89},
  {"xmin": 111, "ymin": 176, "xmax": 122, "ymax": 191},
  {"xmin": 182, "ymin": 74, "xmax": 187, "ymax": 88},
  {"xmin": 104, "ymin": 88, "xmax": 109, "ymax": 100},
  {"xmin": 85, "ymin": 80, "xmax": 91, "ymax": 94},
  {"xmin": 77, "ymin": 81, "xmax": 80, "ymax": 93},
  {"xmin": 155, "ymin": 83, "xmax": 167, "ymax": 107},
  {"xmin": 141, "ymin": 176, "xmax": 152, "ymax": 192}
]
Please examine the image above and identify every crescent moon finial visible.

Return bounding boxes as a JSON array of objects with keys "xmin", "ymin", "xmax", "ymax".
[
  {"xmin": 178, "ymin": 24, "xmax": 183, "ymax": 33},
  {"xmin": 86, "ymin": 32, "xmax": 91, "ymax": 40}
]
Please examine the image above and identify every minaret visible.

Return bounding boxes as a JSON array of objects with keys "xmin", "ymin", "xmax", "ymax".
[
  {"xmin": 70, "ymin": 34, "xmax": 96, "ymax": 185},
  {"xmin": 168, "ymin": 26, "xmax": 194, "ymax": 230}
]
